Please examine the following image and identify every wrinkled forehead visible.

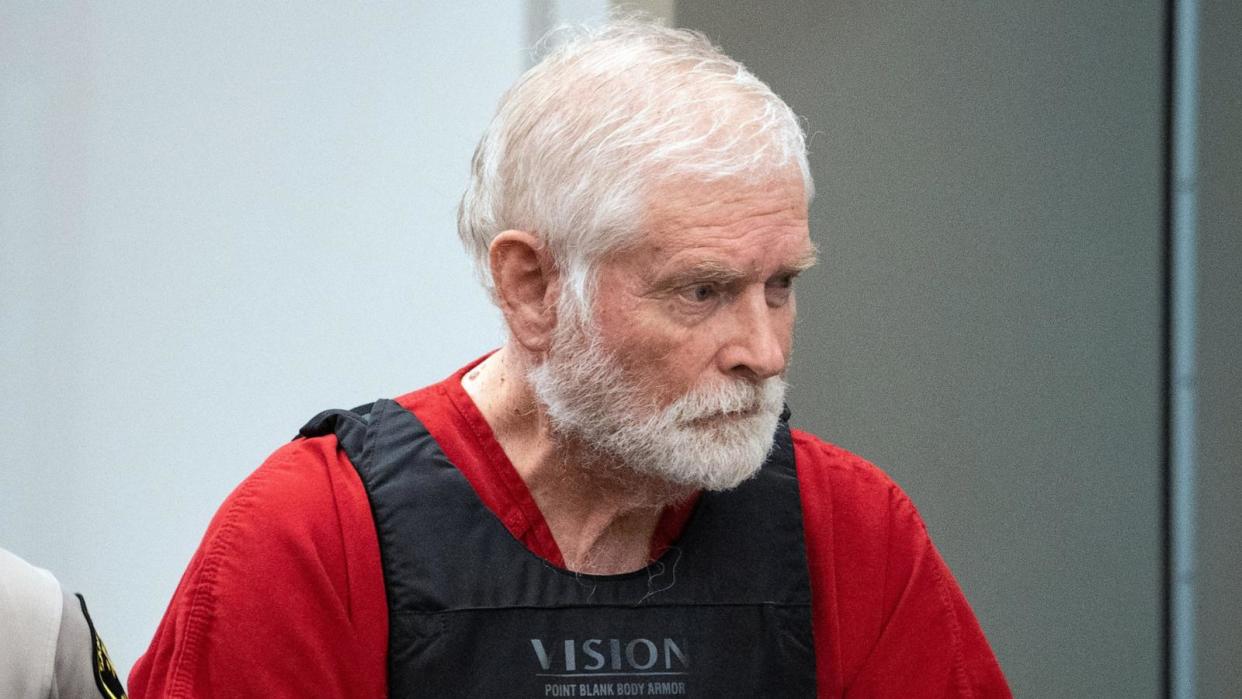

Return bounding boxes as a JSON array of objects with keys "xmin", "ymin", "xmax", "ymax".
[
  {"xmin": 646, "ymin": 170, "xmax": 807, "ymax": 218},
  {"xmin": 634, "ymin": 174, "xmax": 812, "ymax": 259}
]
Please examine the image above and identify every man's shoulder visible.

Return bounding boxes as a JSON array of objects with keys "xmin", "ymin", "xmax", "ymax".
[
  {"xmin": 229, "ymin": 368, "xmax": 461, "ymax": 520},
  {"xmin": 189, "ymin": 430, "xmax": 378, "ymax": 584},
  {"xmin": 237, "ymin": 434, "xmax": 351, "ymax": 505},
  {"xmin": 788, "ymin": 426, "xmax": 929, "ymax": 553},
  {"xmin": 788, "ymin": 431, "xmax": 1011, "ymax": 695},
  {"xmin": 790, "ymin": 427, "xmax": 905, "ymax": 506},
  {"xmin": 129, "ymin": 428, "xmax": 388, "ymax": 697}
]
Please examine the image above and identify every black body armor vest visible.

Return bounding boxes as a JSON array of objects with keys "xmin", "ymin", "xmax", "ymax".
[{"xmin": 300, "ymin": 398, "xmax": 817, "ymax": 698}]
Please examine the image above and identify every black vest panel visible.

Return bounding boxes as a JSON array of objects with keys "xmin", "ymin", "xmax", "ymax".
[{"xmin": 300, "ymin": 398, "xmax": 817, "ymax": 698}]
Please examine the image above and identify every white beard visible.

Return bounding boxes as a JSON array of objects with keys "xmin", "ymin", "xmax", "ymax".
[{"xmin": 527, "ymin": 303, "xmax": 787, "ymax": 492}]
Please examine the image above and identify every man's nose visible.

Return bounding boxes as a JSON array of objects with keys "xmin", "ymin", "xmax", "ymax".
[{"xmin": 718, "ymin": 288, "xmax": 789, "ymax": 381}]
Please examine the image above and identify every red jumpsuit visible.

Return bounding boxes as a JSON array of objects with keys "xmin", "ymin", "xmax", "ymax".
[{"xmin": 130, "ymin": 358, "xmax": 1010, "ymax": 697}]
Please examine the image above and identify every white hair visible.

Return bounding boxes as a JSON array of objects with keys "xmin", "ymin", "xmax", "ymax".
[{"xmin": 457, "ymin": 20, "xmax": 813, "ymax": 304}]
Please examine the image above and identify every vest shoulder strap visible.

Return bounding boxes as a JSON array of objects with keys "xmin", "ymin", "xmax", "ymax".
[{"xmin": 296, "ymin": 402, "xmax": 376, "ymax": 454}]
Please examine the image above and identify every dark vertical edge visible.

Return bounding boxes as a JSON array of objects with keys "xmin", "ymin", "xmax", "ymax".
[{"xmin": 1159, "ymin": 0, "xmax": 1176, "ymax": 697}]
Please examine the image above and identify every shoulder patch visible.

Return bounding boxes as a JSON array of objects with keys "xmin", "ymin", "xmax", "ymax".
[{"xmin": 75, "ymin": 594, "xmax": 128, "ymax": 699}]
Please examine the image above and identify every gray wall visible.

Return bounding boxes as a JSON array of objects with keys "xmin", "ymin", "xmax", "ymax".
[
  {"xmin": 0, "ymin": 3, "xmax": 523, "ymax": 678},
  {"xmin": 1195, "ymin": 0, "xmax": 1242, "ymax": 694},
  {"xmin": 677, "ymin": 3, "xmax": 1166, "ymax": 695}
]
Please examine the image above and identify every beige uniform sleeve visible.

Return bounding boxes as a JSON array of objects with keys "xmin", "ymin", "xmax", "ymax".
[
  {"xmin": 0, "ymin": 546, "xmax": 63, "ymax": 698},
  {"xmin": 0, "ymin": 548, "xmax": 126, "ymax": 699},
  {"xmin": 51, "ymin": 592, "xmax": 102, "ymax": 699}
]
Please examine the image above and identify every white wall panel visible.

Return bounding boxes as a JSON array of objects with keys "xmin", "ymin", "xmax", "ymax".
[{"xmin": 1, "ymin": 2, "xmax": 524, "ymax": 677}]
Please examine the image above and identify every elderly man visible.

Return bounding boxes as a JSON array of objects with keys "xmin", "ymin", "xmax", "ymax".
[{"xmin": 132, "ymin": 22, "xmax": 1009, "ymax": 697}]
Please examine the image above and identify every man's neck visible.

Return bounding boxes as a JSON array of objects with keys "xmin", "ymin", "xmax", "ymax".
[{"xmin": 461, "ymin": 347, "xmax": 692, "ymax": 575}]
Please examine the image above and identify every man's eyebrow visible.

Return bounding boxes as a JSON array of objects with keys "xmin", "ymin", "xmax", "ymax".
[
  {"xmin": 779, "ymin": 248, "xmax": 820, "ymax": 275},
  {"xmin": 650, "ymin": 261, "xmax": 747, "ymax": 291},
  {"xmin": 650, "ymin": 248, "xmax": 819, "ymax": 292}
]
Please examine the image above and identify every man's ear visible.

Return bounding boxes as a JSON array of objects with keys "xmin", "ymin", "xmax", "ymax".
[{"xmin": 490, "ymin": 230, "xmax": 559, "ymax": 353}]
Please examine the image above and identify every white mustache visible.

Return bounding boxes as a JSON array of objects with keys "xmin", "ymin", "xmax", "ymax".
[{"xmin": 669, "ymin": 377, "xmax": 786, "ymax": 425}]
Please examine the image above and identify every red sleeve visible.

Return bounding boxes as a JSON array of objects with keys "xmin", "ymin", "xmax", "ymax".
[
  {"xmin": 793, "ymin": 430, "xmax": 1010, "ymax": 698},
  {"xmin": 128, "ymin": 436, "xmax": 388, "ymax": 699}
]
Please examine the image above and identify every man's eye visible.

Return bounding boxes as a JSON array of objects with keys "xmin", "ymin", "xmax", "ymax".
[
  {"xmin": 766, "ymin": 275, "xmax": 795, "ymax": 305},
  {"xmin": 680, "ymin": 284, "xmax": 718, "ymax": 304}
]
